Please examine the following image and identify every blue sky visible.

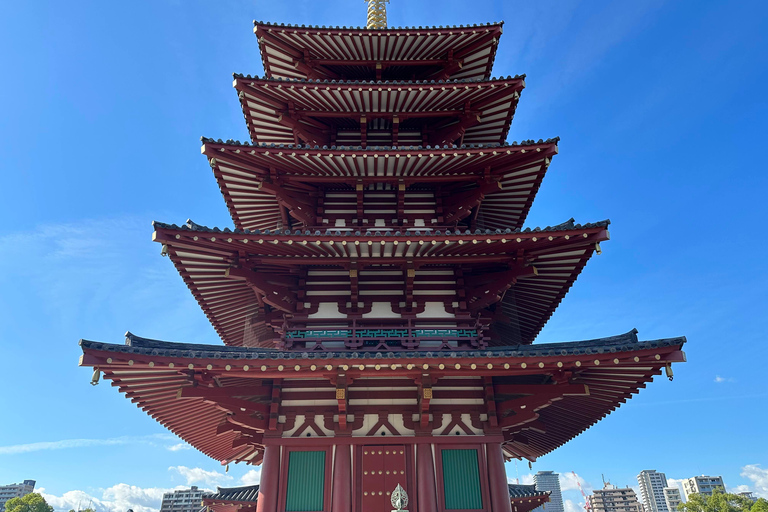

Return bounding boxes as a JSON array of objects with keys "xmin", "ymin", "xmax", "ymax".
[{"xmin": 1, "ymin": 1, "xmax": 767, "ymax": 511}]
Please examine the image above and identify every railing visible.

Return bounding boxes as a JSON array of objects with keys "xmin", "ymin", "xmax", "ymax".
[{"xmin": 279, "ymin": 317, "xmax": 489, "ymax": 351}]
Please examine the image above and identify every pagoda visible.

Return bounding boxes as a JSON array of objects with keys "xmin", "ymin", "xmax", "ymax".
[{"xmin": 79, "ymin": 3, "xmax": 686, "ymax": 512}]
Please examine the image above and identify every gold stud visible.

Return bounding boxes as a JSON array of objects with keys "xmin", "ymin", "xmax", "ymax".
[
  {"xmin": 503, "ymin": 363, "xmax": 510, "ymax": 369},
  {"xmin": 634, "ymin": 356, "xmax": 640, "ymax": 363},
  {"xmin": 106, "ymin": 358, "xmax": 113, "ymax": 364},
  {"xmin": 487, "ymin": 363, "xmax": 493, "ymax": 370},
  {"xmin": 188, "ymin": 364, "xmax": 194, "ymax": 369},
  {"xmin": 423, "ymin": 364, "xmax": 429, "ymax": 370},
  {"xmin": 613, "ymin": 358, "xmax": 620, "ymax": 365},
  {"xmin": 375, "ymin": 364, "xmax": 381, "ymax": 370},
  {"xmin": 207, "ymin": 364, "xmax": 213, "ymax": 370},
  {"xmin": 538, "ymin": 362, "xmax": 544, "ymax": 368},
  {"xmin": 655, "ymin": 354, "xmax": 661, "ymax": 360},
  {"xmin": 225, "ymin": 365, "xmax": 231, "ymax": 371},
  {"xmin": 358, "ymin": 364, "xmax": 365, "ymax": 371},
  {"xmin": 294, "ymin": 365, "xmax": 301, "ymax": 371},
  {"xmin": 261, "ymin": 365, "xmax": 267, "ymax": 371},
  {"xmin": 557, "ymin": 362, "xmax": 563, "ymax": 368},
  {"xmin": 169, "ymin": 363, "xmax": 175, "ymax": 368},
  {"xmin": 326, "ymin": 364, "xmax": 333, "ymax": 371},
  {"xmin": 278, "ymin": 365, "xmax": 284, "ymax": 371},
  {"xmin": 243, "ymin": 365, "xmax": 249, "ymax": 371},
  {"xmin": 439, "ymin": 363, "xmax": 445, "ymax": 370},
  {"xmin": 455, "ymin": 363, "xmax": 461, "ymax": 370},
  {"xmin": 594, "ymin": 360, "xmax": 600, "ymax": 365},
  {"xmin": 148, "ymin": 361, "xmax": 154, "ymax": 367},
  {"xmin": 521, "ymin": 362, "xmax": 527, "ymax": 369},
  {"xmin": 128, "ymin": 360, "xmax": 134, "ymax": 366},
  {"xmin": 470, "ymin": 363, "xmax": 477, "ymax": 370}
]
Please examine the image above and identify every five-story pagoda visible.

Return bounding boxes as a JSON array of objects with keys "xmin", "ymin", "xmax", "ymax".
[{"xmin": 79, "ymin": 3, "xmax": 686, "ymax": 512}]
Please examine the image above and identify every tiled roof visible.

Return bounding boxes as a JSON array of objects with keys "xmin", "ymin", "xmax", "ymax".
[
  {"xmin": 232, "ymin": 73, "xmax": 525, "ymax": 84},
  {"xmin": 204, "ymin": 485, "xmax": 259, "ymax": 503},
  {"xmin": 508, "ymin": 484, "xmax": 550, "ymax": 498},
  {"xmin": 199, "ymin": 135, "xmax": 559, "ymax": 151},
  {"xmin": 81, "ymin": 329, "xmax": 685, "ymax": 361},
  {"xmin": 253, "ymin": 20, "xmax": 504, "ymax": 31},
  {"xmin": 152, "ymin": 217, "xmax": 608, "ymax": 238}
]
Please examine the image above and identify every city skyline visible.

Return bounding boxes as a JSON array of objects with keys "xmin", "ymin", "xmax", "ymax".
[{"xmin": 1, "ymin": 0, "xmax": 767, "ymax": 511}]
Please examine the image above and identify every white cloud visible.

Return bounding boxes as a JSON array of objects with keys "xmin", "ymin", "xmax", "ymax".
[
  {"xmin": 741, "ymin": 464, "xmax": 768, "ymax": 498},
  {"xmin": 714, "ymin": 375, "xmax": 734, "ymax": 383},
  {"xmin": 0, "ymin": 435, "xmax": 175, "ymax": 456},
  {"xmin": 565, "ymin": 499, "xmax": 585, "ymax": 512},
  {"xmin": 169, "ymin": 466, "xmax": 232, "ymax": 487},
  {"xmin": 166, "ymin": 443, "xmax": 191, "ymax": 452},
  {"xmin": 39, "ymin": 483, "xmax": 173, "ymax": 512},
  {"xmin": 240, "ymin": 469, "xmax": 262, "ymax": 486},
  {"xmin": 730, "ymin": 485, "xmax": 751, "ymax": 494},
  {"xmin": 561, "ymin": 472, "xmax": 593, "ymax": 494}
]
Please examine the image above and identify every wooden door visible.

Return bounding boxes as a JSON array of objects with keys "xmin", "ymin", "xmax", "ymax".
[{"xmin": 361, "ymin": 445, "xmax": 407, "ymax": 512}]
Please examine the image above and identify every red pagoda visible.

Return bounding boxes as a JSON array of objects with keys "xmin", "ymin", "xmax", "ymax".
[{"xmin": 80, "ymin": 3, "xmax": 686, "ymax": 512}]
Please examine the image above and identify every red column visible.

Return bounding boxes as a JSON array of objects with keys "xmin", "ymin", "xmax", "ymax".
[
  {"xmin": 417, "ymin": 443, "xmax": 438, "ymax": 512},
  {"xmin": 332, "ymin": 444, "xmax": 352, "ymax": 512},
  {"xmin": 486, "ymin": 443, "xmax": 513, "ymax": 512},
  {"xmin": 256, "ymin": 444, "xmax": 280, "ymax": 512}
]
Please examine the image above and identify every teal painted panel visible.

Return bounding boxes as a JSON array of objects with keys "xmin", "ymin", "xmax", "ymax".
[
  {"xmin": 285, "ymin": 450, "xmax": 325, "ymax": 512},
  {"xmin": 442, "ymin": 449, "xmax": 483, "ymax": 510}
]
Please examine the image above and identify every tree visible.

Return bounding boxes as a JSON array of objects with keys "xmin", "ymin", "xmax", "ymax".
[
  {"xmin": 750, "ymin": 499, "xmax": 768, "ymax": 512},
  {"xmin": 4, "ymin": 494, "xmax": 54, "ymax": 512},
  {"xmin": 678, "ymin": 491, "xmax": 761, "ymax": 512},
  {"xmin": 69, "ymin": 508, "xmax": 97, "ymax": 512}
]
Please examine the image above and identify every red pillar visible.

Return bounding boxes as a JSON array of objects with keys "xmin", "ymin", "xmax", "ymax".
[
  {"xmin": 331, "ymin": 444, "xmax": 352, "ymax": 512},
  {"xmin": 417, "ymin": 443, "xmax": 438, "ymax": 512},
  {"xmin": 256, "ymin": 444, "xmax": 280, "ymax": 512},
  {"xmin": 486, "ymin": 443, "xmax": 513, "ymax": 512}
]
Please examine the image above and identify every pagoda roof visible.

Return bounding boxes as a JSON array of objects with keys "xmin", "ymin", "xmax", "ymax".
[
  {"xmin": 200, "ymin": 137, "xmax": 558, "ymax": 232},
  {"xmin": 254, "ymin": 22, "xmax": 503, "ymax": 82},
  {"xmin": 151, "ymin": 218, "xmax": 609, "ymax": 347},
  {"xmin": 508, "ymin": 484, "xmax": 548, "ymax": 499},
  {"xmin": 204, "ymin": 485, "xmax": 260, "ymax": 504},
  {"xmin": 233, "ymin": 75, "xmax": 524, "ymax": 146},
  {"xmin": 79, "ymin": 329, "xmax": 686, "ymax": 463}
]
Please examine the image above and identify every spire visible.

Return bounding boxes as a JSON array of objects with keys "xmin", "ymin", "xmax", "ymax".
[{"xmin": 365, "ymin": 0, "xmax": 389, "ymax": 29}]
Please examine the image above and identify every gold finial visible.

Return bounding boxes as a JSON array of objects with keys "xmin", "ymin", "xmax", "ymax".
[{"xmin": 365, "ymin": 0, "xmax": 389, "ymax": 29}]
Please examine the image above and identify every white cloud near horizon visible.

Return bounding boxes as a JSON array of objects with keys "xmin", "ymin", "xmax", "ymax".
[
  {"xmin": 714, "ymin": 375, "xmax": 735, "ymax": 383},
  {"xmin": 0, "ymin": 434, "xmax": 176, "ymax": 456},
  {"xmin": 40, "ymin": 484, "xmax": 174, "ymax": 512},
  {"xmin": 39, "ymin": 469, "xmax": 260, "ymax": 512},
  {"xmin": 168, "ymin": 466, "xmax": 232, "ymax": 487},
  {"xmin": 741, "ymin": 465, "xmax": 768, "ymax": 498}
]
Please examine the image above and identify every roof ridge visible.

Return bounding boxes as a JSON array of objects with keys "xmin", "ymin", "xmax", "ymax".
[
  {"xmin": 253, "ymin": 20, "xmax": 504, "ymax": 31},
  {"xmin": 152, "ymin": 219, "xmax": 610, "ymax": 237},
  {"xmin": 199, "ymin": 136, "xmax": 559, "ymax": 151},
  {"xmin": 232, "ymin": 73, "xmax": 525, "ymax": 84}
]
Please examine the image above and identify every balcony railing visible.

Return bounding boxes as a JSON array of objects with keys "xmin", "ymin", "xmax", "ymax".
[{"xmin": 279, "ymin": 316, "xmax": 488, "ymax": 350}]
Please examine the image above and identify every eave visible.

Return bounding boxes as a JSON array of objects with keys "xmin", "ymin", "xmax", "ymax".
[
  {"xmin": 232, "ymin": 75, "xmax": 524, "ymax": 147},
  {"xmin": 151, "ymin": 219, "xmax": 609, "ymax": 347},
  {"xmin": 79, "ymin": 330, "xmax": 686, "ymax": 464},
  {"xmin": 254, "ymin": 22, "xmax": 504, "ymax": 81},
  {"xmin": 200, "ymin": 138, "xmax": 559, "ymax": 233}
]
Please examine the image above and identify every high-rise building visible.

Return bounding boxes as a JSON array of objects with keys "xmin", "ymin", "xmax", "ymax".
[
  {"xmin": 663, "ymin": 487, "xmax": 683, "ymax": 512},
  {"xmin": 0, "ymin": 481, "xmax": 36, "ymax": 512},
  {"xmin": 638, "ymin": 470, "xmax": 669, "ymax": 512},
  {"xmin": 588, "ymin": 484, "xmax": 644, "ymax": 512},
  {"xmin": 681, "ymin": 477, "xmax": 725, "ymax": 501},
  {"xmin": 532, "ymin": 472, "xmax": 564, "ymax": 512},
  {"xmin": 77, "ymin": 2, "xmax": 688, "ymax": 512},
  {"xmin": 160, "ymin": 486, "xmax": 210, "ymax": 512}
]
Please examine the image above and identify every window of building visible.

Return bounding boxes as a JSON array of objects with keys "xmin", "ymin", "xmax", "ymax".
[
  {"xmin": 285, "ymin": 450, "xmax": 326, "ymax": 512},
  {"xmin": 441, "ymin": 449, "xmax": 483, "ymax": 510}
]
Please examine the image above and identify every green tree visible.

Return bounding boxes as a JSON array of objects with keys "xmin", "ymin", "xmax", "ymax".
[
  {"xmin": 69, "ymin": 508, "xmax": 97, "ymax": 512},
  {"xmin": 678, "ymin": 490, "xmax": 759, "ymax": 512},
  {"xmin": 750, "ymin": 499, "xmax": 768, "ymax": 512},
  {"xmin": 4, "ymin": 494, "xmax": 54, "ymax": 512}
]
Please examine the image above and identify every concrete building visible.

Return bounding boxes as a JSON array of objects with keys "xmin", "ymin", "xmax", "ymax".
[
  {"xmin": 0, "ymin": 481, "xmax": 36, "ymax": 512},
  {"xmin": 532, "ymin": 472, "xmax": 565, "ymax": 512},
  {"xmin": 681, "ymin": 476, "xmax": 725, "ymax": 501},
  {"xmin": 588, "ymin": 484, "xmax": 644, "ymax": 512},
  {"xmin": 160, "ymin": 486, "xmax": 210, "ymax": 512},
  {"xmin": 736, "ymin": 492, "xmax": 757, "ymax": 503},
  {"xmin": 638, "ymin": 470, "xmax": 669, "ymax": 512},
  {"xmin": 663, "ymin": 487, "xmax": 683, "ymax": 512}
]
